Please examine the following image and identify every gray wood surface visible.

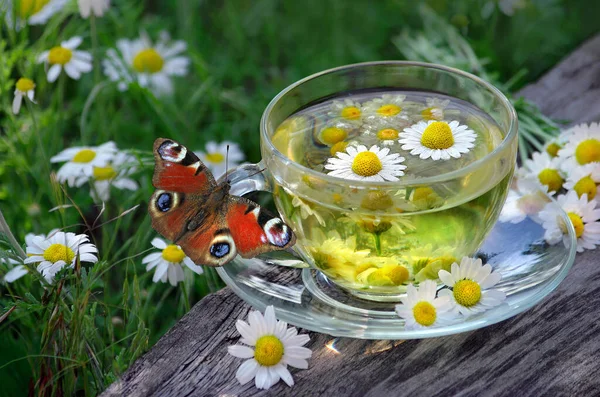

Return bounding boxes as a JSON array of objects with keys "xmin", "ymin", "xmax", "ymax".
[{"xmin": 102, "ymin": 33, "xmax": 600, "ymax": 397}]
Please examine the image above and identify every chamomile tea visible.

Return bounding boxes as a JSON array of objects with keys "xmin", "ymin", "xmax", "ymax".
[{"xmin": 268, "ymin": 90, "xmax": 514, "ymax": 297}]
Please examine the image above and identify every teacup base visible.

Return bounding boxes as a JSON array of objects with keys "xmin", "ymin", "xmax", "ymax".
[
  {"xmin": 303, "ymin": 270, "xmax": 409, "ymax": 304},
  {"xmin": 216, "ymin": 197, "xmax": 576, "ymax": 339}
]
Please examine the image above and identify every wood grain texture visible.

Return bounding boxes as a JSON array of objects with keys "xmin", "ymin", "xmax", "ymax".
[{"xmin": 102, "ymin": 33, "xmax": 600, "ymax": 397}]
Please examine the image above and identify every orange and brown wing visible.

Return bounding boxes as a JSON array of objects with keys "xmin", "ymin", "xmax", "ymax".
[{"xmin": 226, "ymin": 196, "xmax": 295, "ymax": 258}]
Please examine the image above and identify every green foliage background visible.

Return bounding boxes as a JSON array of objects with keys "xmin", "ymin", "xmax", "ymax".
[{"xmin": 0, "ymin": 0, "xmax": 598, "ymax": 395}]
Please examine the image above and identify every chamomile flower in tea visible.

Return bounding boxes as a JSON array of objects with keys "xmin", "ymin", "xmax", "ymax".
[
  {"xmin": 362, "ymin": 94, "xmax": 406, "ymax": 122},
  {"xmin": 272, "ymin": 90, "xmax": 511, "ymax": 294},
  {"xmin": 421, "ymin": 97, "xmax": 450, "ymax": 121},
  {"xmin": 103, "ymin": 31, "xmax": 189, "ymax": 96},
  {"xmin": 399, "ymin": 120, "xmax": 476, "ymax": 161},
  {"xmin": 324, "ymin": 144, "xmax": 406, "ymax": 182},
  {"xmin": 539, "ymin": 190, "xmax": 600, "ymax": 252},
  {"xmin": 37, "ymin": 37, "xmax": 92, "ymax": 82}
]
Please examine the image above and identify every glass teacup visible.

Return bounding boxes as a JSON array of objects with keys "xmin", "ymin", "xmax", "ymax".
[{"xmin": 227, "ymin": 61, "xmax": 517, "ymax": 301}]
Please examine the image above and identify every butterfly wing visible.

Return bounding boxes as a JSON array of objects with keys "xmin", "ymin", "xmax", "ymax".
[
  {"xmin": 149, "ymin": 138, "xmax": 218, "ymax": 243},
  {"xmin": 226, "ymin": 196, "xmax": 296, "ymax": 258}
]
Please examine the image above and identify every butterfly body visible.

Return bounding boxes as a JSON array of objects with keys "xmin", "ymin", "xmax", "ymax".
[{"xmin": 148, "ymin": 138, "xmax": 295, "ymax": 267}]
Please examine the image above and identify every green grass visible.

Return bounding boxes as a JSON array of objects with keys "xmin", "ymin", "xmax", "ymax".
[{"xmin": 0, "ymin": 0, "xmax": 598, "ymax": 395}]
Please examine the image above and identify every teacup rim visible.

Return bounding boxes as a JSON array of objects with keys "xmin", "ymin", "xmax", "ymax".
[{"xmin": 260, "ymin": 60, "xmax": 518, "ymax": 187}]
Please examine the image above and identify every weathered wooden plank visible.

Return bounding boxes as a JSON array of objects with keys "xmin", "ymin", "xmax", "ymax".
[
  {"xmin": 102, "ymin": 33, "xmax": 600, "ymax": 397},
  {"xmin": 517, "ymin": 33, "xmax": 600, "ymax": 126}
]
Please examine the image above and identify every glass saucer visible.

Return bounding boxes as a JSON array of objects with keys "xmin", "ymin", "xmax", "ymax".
[{"xmin": 217, "ymin": 195, "xmax": 577, "ymax": 339}]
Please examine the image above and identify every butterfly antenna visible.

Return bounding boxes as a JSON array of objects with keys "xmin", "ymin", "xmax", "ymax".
[
  {"xmin": 225, "ymin": 144, "xmax": 230, "ymax": 183},
  {"xmin": 247, "ymin": 167, "xmax": 267, "ymax": 178}
]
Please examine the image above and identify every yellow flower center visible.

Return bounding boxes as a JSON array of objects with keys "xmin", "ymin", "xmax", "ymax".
[
  {"xmin": 412, "ymin": 187, "xmax": 435, "ymax": 202},
  {"xmin": 132, "ymin": 48, "xmax": 164, "ymax": 74},
  {"xmin": 567, "ymin": 212, "xmax": 585, "ymax": 238},
  {"xmin": 377, "ymin": 128, "xmax": 399, "ymax": 141},
  {"xmin": 332, "ymin": 193, "xmax": 344, "ymax": 204},
  {"xmin": 340, "ymin": 106, "xmax": 361, "ymax": 120},
  {"xmin": 161, "ymin": 244, "xmax": 186, "ymax": 263},
  {"xmin": 575, "ymin": 139, "xmax": 600, "ymax": 165},
  {"xmin": 43, "ymin": 243, "xmax": 75, "ymax": 264},
  {"xmin": 48, "ymin": 46, "xmax": 73, "ymax": 66},
  {"xmin": 420, "ymin": 121, "xmax": 454, "ymax": 150},
  {"xmin": 367, "ymin": 265, "xmax": 408, "ymax": 286},
  {"xmin": 421, "ymin": 107, "xmax": 441, "ymax": 121},
  {"xmin": 377, "ymin": 104, "xmax": 401, "ymax": 117},
  {"xmin": 254, "ymin": 335, "xmax": 284, "ymax": 366},
  {"xmin": 16, "ymin": 78, "xmax": 35, "ymax": 92},
  {"xmin": 93, "ymin": 166, "xmax": 117, "ymax": 181},
  {"xmin": 453, "ymin": 279, "xmax": 481, "ymax": 307},
  {"xmin": 412, "ymin": 301, "xmax": 437, "ymax": 326},
  {"xmin": 537, "ymin": 168, "xmax": 563, "ymax": 192},
  {"xmin": 361, "ymin": 190, "xmax": 393, "ymax": 211},
  {"xmin": 574, "ymin": 176, "xmax": 597, "ymax": 199},
  {"xmin": 72, "ymin": 149, "xmax": 97, "ymax": 163},
  {"xmin": 18, "ymin": 0, "xmax": 49, "ymax": 18},
  {"xmin": 205, "ymin": 152, "xmax": 225, "ymax": 164},
  {"xmin": 330, "ymin": 141, "xmax": 348, "ymax": 156},
  {"xmin": 351, "ymin": 152, "xmax": 382, "ymax": 177},
  {"xmin": 545, "ymin": 142, "xmax": 561, "ymax": 157},
  {"xmin": 321, "ymin": 127, "xmax": 347, "ymax": 145}
]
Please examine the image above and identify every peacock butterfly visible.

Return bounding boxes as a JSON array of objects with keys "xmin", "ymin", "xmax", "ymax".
[{"xmin": 148, "ymin": 138, "xmax": 296, "ymax": 267}]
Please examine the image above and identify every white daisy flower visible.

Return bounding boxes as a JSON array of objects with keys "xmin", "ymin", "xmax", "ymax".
[
  {"xmin": 522, "ymin": 151, "xmax": 565, "ymax": 194},
  {"xmin": 194, "ymin": 141, "xmax": 245, "ymax": 180},
  {"xmin": 37, "ymin": 36, "xmax": 93, "ymax": 83},
  {"xmin": 420, "ymin": 97, "xmax": 451, "ymax": 121},
  {"xmin": 538, "ymin": 190, "xmax": 600, "ymax": 252},
  {"xmin": 78, "ymin": 0, "xmax": 110, "ymax": 18},
  {"xmin": 51, "ymin": 141, "xmax": 117, "ymax": 187},
  {"xmin": 102, "ymin": 31, "xmax": 189, "ymax": 96},
  {"xmin": 499, "ymin": 176, "xmax": 550, "ymax": 224},
  {"xmin": 399, "ymin": 120, "xmax": 476, "ymax": 161},
  {"xmin": 362, "ymin": 117, "xmax": 410, "ymax": 147},
  {"xmin": 324, "ymin": 144, "xmax": 406, "ymax": 182},
  {"xmin": 3, "ymin": 0, "xmax": 67, "ymax": 29},
  {"xmin": 438, "ymin": 256, "xmax": 506, "ymax": 317},
  {"xmin": 142, "ymin": 237, "xmax": 203, "ymax": 286},
  {"xmin": 563, "ymin": 163, "xmax": 600, "ymax": 200},
  {"xmin": 394, "ymin": 280, "xmax": 456, "ymax": 330},
  {"xmin": 327, "ymin": 99, "xmax": 363, "ymax": 125},
  {"xmin": 75, "ymin": 151, "xmax": 139, "ymax": 202},
  {"xmin": 557, "ymin": 122, "xmax": 600, "ymax": 169},
  {"xmin": 228, "ymin": 305, "xmax": 312, "ymax": 390},
  {"xmin": 23, "ymin": 231, "xmax": 98, "ymax": 283},
  {"xmin": 12, "ymin": 77, "xmax": 35, "ymax": 115},
  {"xmin": 2, "ymin": 256, "xmax": 27, "ymax": 283},
  {"xmin": 362, "ymin": 94, "xmax": 407, "ymax": 122}
]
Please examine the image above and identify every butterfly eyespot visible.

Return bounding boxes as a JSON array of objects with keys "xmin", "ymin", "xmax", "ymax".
[
  {"xmin": 264, "ymin": 218, "xmax": 293, "ymax": 247},
  {"xmin": 210, "ymin": 242, "xmax": 230, "ymax": 258},
  {"xmin": 156, "ymin": 193, "xmax": 172, "ymax": 212}
]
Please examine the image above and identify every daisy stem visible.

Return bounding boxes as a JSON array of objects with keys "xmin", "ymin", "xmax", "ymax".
[
  {"xmin": 80, "ymin": 82, "xmax": 110, "ymax": 144},
  {"xmin": 25, "ymin": 99, "xmax": 52, "ymax": 182},
  {"xmin": 0, "ymin": 207, "xmax": 26, "ymax": 259},
  {"xmin": 180, "ymin": 281, "xmax": 191, "ymax": 312},
  {"xmin": 90, "ymin": 14, "xmax": 101, "ymax": 84}
]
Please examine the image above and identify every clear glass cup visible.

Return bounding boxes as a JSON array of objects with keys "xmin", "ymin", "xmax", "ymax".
[{"xmin": 227, "ymin": 61, "xmax": 518, "ymax": 301}]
